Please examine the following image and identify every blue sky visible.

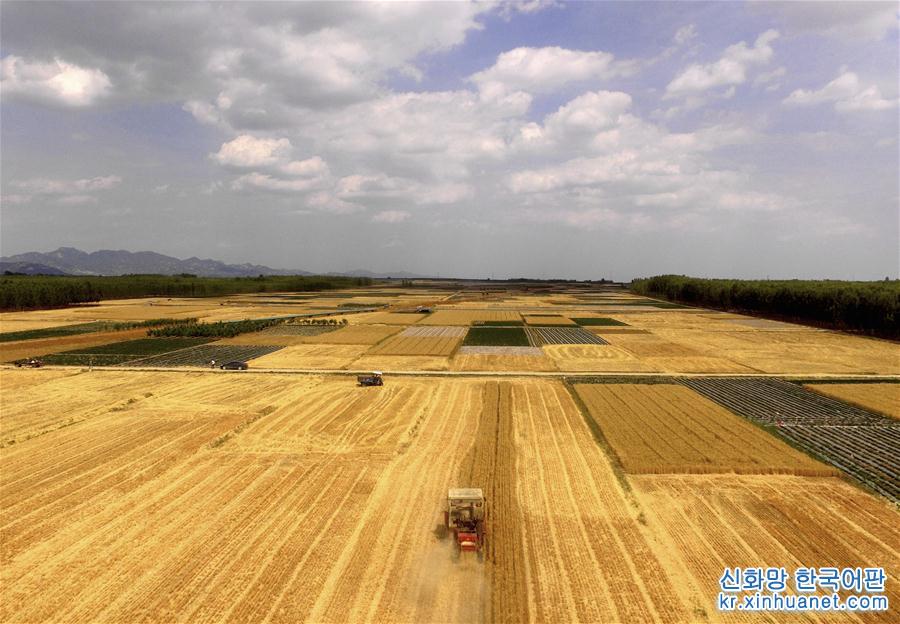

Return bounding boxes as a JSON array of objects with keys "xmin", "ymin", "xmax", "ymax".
[{"xmin": 1, "ymin": 1, "xmax": 897, "ymax": 280}]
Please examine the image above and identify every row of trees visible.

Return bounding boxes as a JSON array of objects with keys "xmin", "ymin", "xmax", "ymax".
[
  {"xmin": 0, "ymin": 274, "xmax": 372, "ymax": 311},
  {"xmin": 631, "ymin": 275, "xmax": 899, "ymax": 338},
  {"xmin": 148, "ymin": 318, "xmax": 286, "ymax": 338}
]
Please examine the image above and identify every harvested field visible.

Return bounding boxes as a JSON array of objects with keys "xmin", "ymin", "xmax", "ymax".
[
  {"xmin": 642, "ymin": 356, "xmax": 756, "ymax": 374},
  {"xmin": 121, "ymin": 344, "xmax": 283, "ymax": 367},
  {"xmin": 463, "ymin": 327, "xmax": 530, "ymax": 347},
  {"xmin": 683, "ymin": 378, "xmax": 900, "ymax": 502},
  {"xmin": 618, "ymin": 318, "xmax": 900, "ymax": 374},
  {"xmin": 301, "ymin": 324, "xmax": 402, "ymax": 345},
  {"xmin": 589, "ymin": 327, "xmax": 651, "ymax": 335},
  {"xmin": 351, "ymin": 355, "xmax": 450, "ymax": 371},
  {"xmin": 451, "ymin": 352, "xmax": 558, "ymax": 372},
  {"xmin": 0, "ymin": 373, "xmax": 492, "ymax": 623},
  {"xmin": 246, "ymin": 344, "xmax": 368, "ymax": 369},
  {"xmin": 353, "ymin": 311, "xmax": 420, "ymax": 325},
  {"xmin": 522, "ymin": 314, "xmax": 576, "ymax": 326},
  {"xmin": 214, "ymin": 332, "xmax": 334, "ymax": 346},
  {"xmin": 631, "ymin": 474, "xmax": 900, "ymax": 621},
  {"xmin": 573, "ymin": 384, "xmax": 834, "ymax": 475},
  {"xmin": 400, "ymin": 325, "xmax": 467, "ymax": 337},
  {"xmin": 507, "ymin": 380, "xmax": 690, "ymax": 622},
  {"xmin": 525, "ymin": 326, "xmax": 608, "ymax": 345},
  {"xmin": 419, "ymin": 310, "xmax": 521, "ymax": 325},
  {"xmin": 367, "ymin": 334, "xmax": 461, "ymax": 356},
  {"xmin": 607, "ymin": 336, "xmax": 701, "ymax": 357},
  {"xmin": 542, "ymin": 345, "xmax": 656, "ymax": 372},
  {"xmin": 805, "ymin": 383, "xmax": 900, "ymax": 420},
  {"xmin": 457, "ymin": 346, "xmax": 544, "ymax": 356}
]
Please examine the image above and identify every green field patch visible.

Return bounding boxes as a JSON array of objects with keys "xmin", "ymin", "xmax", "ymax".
[
  {"xmin": 0, "ymin": 317, "xmax": 197, "ymax": 343},
  {"xmin": 571, "ymin": 317, "xmax": 629, "ymax": 326},
  {"xmin": 41, "ymin": 337, "xmax": 214, "ymax": 366},
  {"xmin": 462, "ymin": 327, "xmax": 530, "ymax": 347},
  {"xmin": 0, "ymin": 322, "xmax": 110, "ymax": 343}
]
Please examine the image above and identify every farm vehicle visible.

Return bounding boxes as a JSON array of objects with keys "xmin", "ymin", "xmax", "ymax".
[
  {"xmin": 14, "ymin": 358, "xmax": 44, "ymax": 368},
  {"xmin": 357, "ymin": 371, "xmax": 383, "ymax": 386},
  {"xmin": 438, "ymin": 488, "xmax": 485, "ymax": 561}
]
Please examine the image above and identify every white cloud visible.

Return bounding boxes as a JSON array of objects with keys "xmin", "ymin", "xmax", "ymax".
[
  {"xmin": 231, "ymin": 172, "xmax": 326, "ymax": 193},
  {"xmin": 7, "ymin": 175, "xmax": 121, "ymax": 206},
  {"xmin": 666, "ymin": 30, "xmax": 779, "ymax": 97},
  {"xmin": 470, "ymin": 47, "xmax": 635, "ymax": 99},
  {"xmin": 372, "ymin": 210, "xmax": 411, "ymax": 223},
  {"xmin": 212, "ymin": 135, "xmax": 292, "ymax": 168},
  {"xmin": 55, "ymin": 194, "xmax": 98, "ymax": 206},
  {"xmin": 764, "ymin": 3, "xmax": 898, "ymax": 41},
  {"xmin": 754, "ymin": 66, "xmax": 786, "ymax": 91},
  {"xmin": 784, "ymin": 70, "xmax": 898, "ymax": 112},
  {"xmin": 15, "ymin": 175, "xmax": 121, "ymax": 195},
  {"xmin": 674, "ymin": 24, "xmax": 698, "ymax": 46},
  {"xmin": 1, "ymin": 55, "xmax": 111, "ymax": 107},
  {"xmin": 280, "ymin": 156, "xmax": 329, "ymax": 178}
]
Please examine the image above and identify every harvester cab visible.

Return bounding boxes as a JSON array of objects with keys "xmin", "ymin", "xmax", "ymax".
[
  {"xmin": 444, "ymin": 488, "xmax": 485, "ymax": 560},
  {"xmin": 357, "ymin": 371, "xmax": 383, "ymax": 386}
]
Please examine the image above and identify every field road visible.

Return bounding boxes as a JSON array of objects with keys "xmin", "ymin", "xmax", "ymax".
[{"xmin": 5, "ymin": 363, "xmax": 899, "ymax": 381}]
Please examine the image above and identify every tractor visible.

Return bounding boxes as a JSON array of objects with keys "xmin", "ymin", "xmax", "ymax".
[
  {"xmin": 439, "ymin": 488, "xmax": 485, "ymax": 561},
  {"xmin": 357, "ymin": 371, "xmax": 383, "ymax": 386}
]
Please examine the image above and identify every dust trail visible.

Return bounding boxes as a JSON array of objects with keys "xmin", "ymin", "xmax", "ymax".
[{"xmin": 407, "ymin": 539, "xmax": 489, "ymax": 623}]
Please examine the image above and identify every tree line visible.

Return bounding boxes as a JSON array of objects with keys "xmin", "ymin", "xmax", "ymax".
[
  {"xmin": 631, "ymin": 275, "xmax": 899, "ymax": 338},
  {"xmin": 0, "ymin": 274, "xmax": 372, "ymax": 311}
]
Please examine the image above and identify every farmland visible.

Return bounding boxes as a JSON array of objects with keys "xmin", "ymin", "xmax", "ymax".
[
  {"xmin": 573, "ymin": 383, "xmax": 835, "ymax": 475},
  {"xmin": 1, "ymin": 282, "xmax": 898, "ymax": 623},
  {"xmin": 805, "ymin": 383, "xmax": 900, "ymax": 419}
]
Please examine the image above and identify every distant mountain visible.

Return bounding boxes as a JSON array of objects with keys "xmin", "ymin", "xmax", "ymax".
[
  {"xmin": 0, "ymin": 247, "xmax": 309, "ymax": 277},
  {"xmin": 0, "ymin": 261, "xmax": 70, "ymax": 276}
]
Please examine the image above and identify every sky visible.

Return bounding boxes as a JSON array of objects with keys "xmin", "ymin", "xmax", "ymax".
[{"xmin": 1, "ymin": 1, "xmax": 898, "ymax": 281}]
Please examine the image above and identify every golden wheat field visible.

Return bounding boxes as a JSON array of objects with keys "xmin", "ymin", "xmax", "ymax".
[
  {"xmin": 367, "ymin": 334, "xmax": 462, "ymax": 356},
  {"xmin": 574, "ymin": 384, "xmax": 836, "ymax": 475},
  {"xmin": 2, "ymin": 368, "xmax": 897, "ymax": 623},
  {"xmin": 805, "ymin": 383, "xmax": 900, "ymax": 420}
]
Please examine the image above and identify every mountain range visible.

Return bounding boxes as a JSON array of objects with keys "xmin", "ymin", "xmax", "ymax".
[{"xmin": 0, "ymin": 247, "xmax": 427, "ymax": 279}]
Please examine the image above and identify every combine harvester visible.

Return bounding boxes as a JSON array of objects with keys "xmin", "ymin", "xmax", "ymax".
[{"xmin": 440, "ymin": 488, "xmax": 485, "ymax": 561}]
